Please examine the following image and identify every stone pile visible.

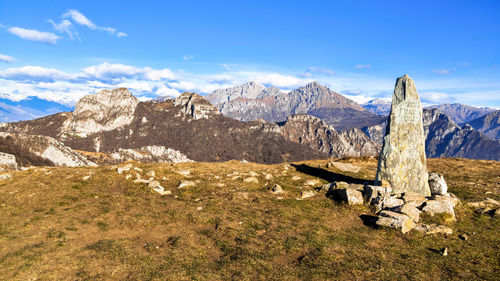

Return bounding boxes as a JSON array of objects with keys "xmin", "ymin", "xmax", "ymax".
[
  {"xmin": 329, "ymin": 172, "xmax": 457, "ymax": 234},
  {"xmin": 116, "ymin": 163, "xmax": 171, "ymax": 195}
]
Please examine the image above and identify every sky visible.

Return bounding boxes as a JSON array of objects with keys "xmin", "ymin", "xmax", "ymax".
[{"xmin": 0, "ymin": 0, "xmax": 499, "ymax": 120}]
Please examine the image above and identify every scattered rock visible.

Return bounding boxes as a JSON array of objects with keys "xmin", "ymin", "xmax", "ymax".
[
  {"xmin": 304, "ymin": 179, "xmax": 321, "ymax": 186},
  {"xmin": 440, "ymin": 247, "xmax": 448, "ymax": 256},
  {"xmin": 177, "ymin": 170, "xmax": 191, "ymax": 177},
  {"xmin": 415, "ymin": 224, "xmax": 453, "ymax": 235},
  {"xmin": 248, "ymin": 171, "xmax": 259, "ymax": 177},
  {"xmin": 125, "ymin": 174, "xmax": 132, "ymax": 180},
  {"xmin": 117, "ymin": 163, "xmax": 133, "ymax": 174},
  {"xmin": 154, "ymin": 189, "xmax": 171, "ymax": 196},
  {"xmin": 0, "ymin": 173, "xmax": 12, "ymax": 180},
  {"xmin": 134, "ymin": 167, "xmax": 143, "ymax": 172},
  {"xmin": 332, "ymin": 188, "xmax": 364, "ymax": 205},
  {"xmin": 321, "ymin": 182, "xmax": 335, "ymax": 192},
  {"xmin": 428, "ymin": 173, "xmax": 448, "ymax": 195},
  {"xmin": 236, "ymin": 192, "xmax": 249, "ymax": 199},
  {"xmin": 178, "ymin": 181, "xmax": 195, "ymax": 188},
  {"xmin": 265, "ymin": 173, "xmax": 273, "ymax": 180},
  {"xmin": 271, "ymin": 184, "xmax": 284, "ymax": 194},
  {"xmin": 243, "ymin": 177, "xmax": 259, "ymax": 184},
  {"xmin": 82, "ymin": 175, "xmax": 92, "ymax": 181},
  {"xmin": 467, "ymin": 198, "xmax": 500, "ymax": 208},
  {"xmin": 291, "ymin": 176, "xmax": 301, "ymax": 181},
  {"xmin": 147, "ymin": 170, "xmax": 156, "ymax": 177},
  {"xmin": 300, "ymin": 190, "xmax": 316, "ymax": 199},
  {"xmin": 148, "ymin": 181, "xmax": 162, "ymax": 189},
  {"xmin": 240, "ymin": 159, "xmax": 248, "ymax": 164},
  {"xmin": 133, "ymin": 178, "xmax": 150, "ymax": 184},
  {"xmin": 376, "ymin": 211, "xmax": 416, "ymax": 234}
]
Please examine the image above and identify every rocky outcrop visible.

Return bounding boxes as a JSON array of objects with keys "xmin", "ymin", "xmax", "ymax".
[
  {"xmin": 467, "ymin": 110, "xmax": 500, "ymax": 140},
  {"xmin": 110, "ymin": 145, "xmax": 193, "ymax": 163},
  {"xmin": 174, "ymin": 92, "xmax": 220, "ymax": 120},
  {"xmin": 0, "ymin": 152, "xmax": 17, "ymax": 170},
  {"xmin": 0, "ymin": 132, "xmax": 96, "ymax": 167},
  {"xmin": 376, "ymin": 75, "xmax": 431, "ymax": 196},
  {"xmin": 277, "ymin": 114, "xmax": 380, "ymax": 158},
  {"xmin": 207, "ymin": 81, "xmax": 384, "ymax": 130},
  {"xmin": 428, "ymin": 103, "xmax": 494, "ymax": 124},
  {"xmin": 62, "ymin": 88, "xmax": 139, "ymax": 137}
]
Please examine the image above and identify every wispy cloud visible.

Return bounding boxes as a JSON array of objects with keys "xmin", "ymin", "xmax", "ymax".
[
  {"xmin": 183, "ymin": 54, "xmax": 194, "ymax": 61},
  {"xmin": 432, "ymin": 69, "xmax": 451, "ymax": 75},
  {"xmin": 7, "ymin": 26, "xmax": 60, "ymax": 44},
  {"xmin": 48, "ymin": 19, "xmax": 78, "ymax": 40},
  {"xmin": 298, "ymin": 66, "xmax": 335, "ymax": 77},
  {"xmin": 354, "ymin": 64, "xmax": 372, "ymax": 69},
  {"xmin": 0, "ymin": 54, "xmax": 15, "ymax": 63},
  {"xmin": 61, "ymin": 9, "xmax": 126, "ymax": 37},
  {"xmin": 420, "ymin": 91, "xmax": 456, "ymax": 104}
]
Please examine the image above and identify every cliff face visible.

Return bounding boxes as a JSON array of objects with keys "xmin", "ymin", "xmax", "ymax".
[
  {"xmin": 278, "ymin": 114, "xmax": 380, "ymax": 158},
  {"xmin": 62, "ymin": 88, "xmax": 139, "ymax": 138},
  {"xmin": 467, "ymin": 110, "xmax": 500, "ymax": 140}
]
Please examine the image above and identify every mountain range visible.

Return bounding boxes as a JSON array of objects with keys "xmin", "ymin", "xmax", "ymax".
[
  {"xmin": 206, "ymin": 81, "xmax": 385, "ymax": 131},
  {"xmin": 0, "ymin": 82, "xmax": 499, "ymax": 167}
]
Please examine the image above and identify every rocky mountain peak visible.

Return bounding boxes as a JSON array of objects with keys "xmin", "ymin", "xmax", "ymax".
[
  {"xmin": 206, "ymin": 81, "xmax": 265, "ymax": 105},
  {"xmin": 174, "ymin": 92, "xmax": 220, "ymax": 120},
  {"xmin": 62, "ymin": 88, "xmax": 139, "ymax": 137}
]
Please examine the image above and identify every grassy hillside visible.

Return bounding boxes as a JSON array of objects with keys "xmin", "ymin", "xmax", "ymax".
[{"xmin": 0, "ymin": 158, "xmax": 498, "ymax": 280}]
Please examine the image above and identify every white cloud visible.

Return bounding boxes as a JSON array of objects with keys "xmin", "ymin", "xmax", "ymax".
[
  {"xmin": 354, "ymin": 64, "xmax": 372, "ymax": 69},
  {"xmin": 0, "ymin": 65, "xmax": 72, "ymax": 82},
  {"xmin": 48, "ymin": 19, "xmax": 78, "ymax": 40},
  {"xmin": 156, "ymin": 85, "xmax": 180, "ymax": 97},
  {"xmin": 433, "ymin": 69, "xmax": 451, "ymax": 75},
  {"xmin": 7, "ymin": 27, "xmax": 59, "ymax": 44},
  {"xmin": 183, "ymin": 54, "xmax": 194, "ymax": 61},
  {"xmin": 222, "ymin": 64, "xmax": 231, "ymax": 71},
  {"xmin": 63, "ymin": 9, "xmax": 97, "ymax": 29},
  {"xmin": 0, "ymin": 54, "xmax": 15, "ymax": 63},
  {"xmin": 254, "ymin": 73, "xmax": 308, "ymax": 89},
  {"xmin": 81, "ymin": 63, "xmax": 175, "ymax": 82},
  {"xmin": 420, "ymin": 91, "xmax": 456, "ymax": 104},
  {"xmin": 62, "ymin": 9, "xmax": 125, "ymax": 38}
]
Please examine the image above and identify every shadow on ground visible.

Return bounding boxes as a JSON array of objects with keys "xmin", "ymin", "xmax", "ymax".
[{"xmin": 291, "ymin": 164, "xmax": 372, "ymax": 185}]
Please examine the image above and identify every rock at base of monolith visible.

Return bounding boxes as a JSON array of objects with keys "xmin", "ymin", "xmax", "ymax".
[{"xmin": 375, "ymin": 75, "xmax": 431, "ymax": 196}]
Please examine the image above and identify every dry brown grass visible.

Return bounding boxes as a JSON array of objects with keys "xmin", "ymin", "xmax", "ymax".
[{"xmin": 0, "ymin": 158, "xmax": 498, "ymax": 280}]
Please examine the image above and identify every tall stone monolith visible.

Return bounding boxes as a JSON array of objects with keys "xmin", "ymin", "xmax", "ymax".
[{"xmin": 375, "ymin": 75, "xmax": 431, "ymax": 196}]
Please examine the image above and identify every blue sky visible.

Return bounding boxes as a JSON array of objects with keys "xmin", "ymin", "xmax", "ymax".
[{"xmin": 0, "ymin": 0, "xmax": 499, "ymax": 119}]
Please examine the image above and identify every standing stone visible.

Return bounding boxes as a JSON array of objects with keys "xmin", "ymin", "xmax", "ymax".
[{"xmin": 375, "ymin": 75, "xmax": 431, "ymax": 196}]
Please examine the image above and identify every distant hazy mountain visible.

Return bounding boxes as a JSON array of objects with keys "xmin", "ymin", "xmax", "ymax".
[
  {"xmin": 363, "ymin": 108, "xmax": 500, "ymax": 161},
  {"xmin": 467, "ymin": 110, "xmax": 500, "ymax": 140},
  {"xmin": 206, "ymin": 81, "xmax": 384, "ymax": 130},
  {"xmin": 362, "ymin": 98, "xmax": 391, "ymax": 115},
  {"xmin": 0, "ymin": 96, "xmax": 72, "ymax": 122},
  {"xmin": 428, "ymin": 103, "xmax": 494, "ymax": 124}
]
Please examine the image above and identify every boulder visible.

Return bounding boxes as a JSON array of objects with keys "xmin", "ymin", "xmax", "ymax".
[
  {"xmin": 375, "ymin": 75, "xmax": 431, "ymax": 196},
  {"xmin": 178, "ymin": 181, "xmax": 195, "ymax": 188},
  {"xmin": 390, "ymin": 203, "xmax": 421, "ymax": 222},
  {"xmin": 300, "ymin": 190, "xmax": 316, "ymax": 199},
  {"xmin": 401, "ymin": 192, "xmax": 427, "ymax": 208},
  {"xmin": 271, "ymin": 184, "xmax": 284, "ymax": 194},
  {"xmin": 363, "ymin": 185, "xmax": 392, "ymax": 204},
  {"xmin": 376, "ymin": 210, "xmax": 416, "ymax": 234},
  {"xmin": 421, "ymin": 200, "xmax": 456, "ymax": 221},
  {"xmin": 332, "ymin": 188, "xmax": 364, "ymax": 205},
  {"xmin": 0, "ymin": 152, "xmax": 17, "ymax": 170},
  {"xmin": 243, "ymin": 177, "xmax": 259, "ymax": 184},
  {"xmin": 304, "ymin": 179, "xmax": 321, "ymax": 186},
  {"xmin": 428, "ymin": 173, "xmax": 448, "ymax": 195}
]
